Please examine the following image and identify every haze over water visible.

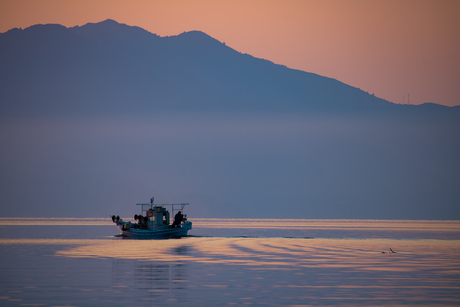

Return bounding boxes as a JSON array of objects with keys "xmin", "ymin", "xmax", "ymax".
[{"xmin": 1, "ymin": 218, "xmax": 459, "ymax": 306}]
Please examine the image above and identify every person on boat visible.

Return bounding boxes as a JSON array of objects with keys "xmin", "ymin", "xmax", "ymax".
[{"xmin": 172, "ymin": 211, "xmax": 183, "ymax": 228}]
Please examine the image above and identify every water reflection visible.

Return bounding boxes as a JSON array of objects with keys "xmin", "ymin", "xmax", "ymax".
[
  {"xmin": 1, "ymin": 219, "xmax": 459, "ymax": 306},
  {"xmin": 111, "ymin": 259, "xmax": 189, "ymax": 304},
  {"xmin": 54, "ymin": 237, "xmax": 460, "ymax": 273},
  {"xmin": 51, "ymin": 235, "xmax": 460, "ymax": 305},
  {"xmin": 3, "ymin": 218, "xmax": 459, "ymax": 231},
  {"xmin": 192, "ymin": 218, "xmax": 460, "ymax": 232},
  {"xmin": 2, "ymin": 218, "xmax": 459, "ymax": 239},
  {"xmin": 191, "ymin": 219, "xmax": 460, "ymax": 240},
  {"xmin": 0, "ymin": 217, "xmax": 112, "ymax": 225}
]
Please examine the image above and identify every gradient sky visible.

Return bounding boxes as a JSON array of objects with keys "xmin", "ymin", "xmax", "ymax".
[{"xmin": 1, "ymin": 0, "xmax": 459, "ymax": 107}]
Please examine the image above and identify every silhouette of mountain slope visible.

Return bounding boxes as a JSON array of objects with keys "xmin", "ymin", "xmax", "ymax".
[{"xmin": 0, "ymin": 19, "xmax": 428, "ymax": 118}]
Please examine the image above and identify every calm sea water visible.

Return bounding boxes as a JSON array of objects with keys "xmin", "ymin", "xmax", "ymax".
[{"xmin": 0, "ymin": 218, "xmax": 459, "ymax": 306}]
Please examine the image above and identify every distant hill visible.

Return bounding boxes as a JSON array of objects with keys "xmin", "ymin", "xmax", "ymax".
[{"xmin": 3, "ymin": 19, "xmax": 453, "ymax": 118}]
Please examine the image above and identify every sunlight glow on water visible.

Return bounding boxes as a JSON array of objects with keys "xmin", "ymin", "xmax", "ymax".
[
  {"xmin": 192, "ymin": 218, "xmax": 460, "ymax": 232},
  {"xmin": 0, "ymin": 218, "xmax": 459, "ymax": 306},
  {"xmin": 2, "ymin": 218, "xmax": 459, "ymax": 232},
  {"xmin": 0, "ymin": 217, "xmax": 112, "ymax": 225},
  {"xmin": 52, "ymin": 237, "xmax": 460, "ymax": 271}
]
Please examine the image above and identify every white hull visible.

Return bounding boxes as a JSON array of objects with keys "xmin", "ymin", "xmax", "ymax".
[{"xmin": 117, "ymin": 221, "xmax": 192, "ymax": 239}]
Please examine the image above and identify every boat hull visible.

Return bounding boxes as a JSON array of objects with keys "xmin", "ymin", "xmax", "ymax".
[{"xmin": 117, "ymin": 221, "xmax": 192, "ymax": 239}]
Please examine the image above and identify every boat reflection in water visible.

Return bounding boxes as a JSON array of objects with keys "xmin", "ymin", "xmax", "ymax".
[{"xmin": 112, "ymin": 260, "xmax": 189, "ymax": 303}]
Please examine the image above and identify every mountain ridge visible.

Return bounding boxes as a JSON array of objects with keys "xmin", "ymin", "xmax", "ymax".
[
  {"xmin": 0, "ymin": 19, "xmax": 458, "ymax": 112},
  {"xmin": 0, "ymin": 19, "xmax": 411, "ymax": 118}
]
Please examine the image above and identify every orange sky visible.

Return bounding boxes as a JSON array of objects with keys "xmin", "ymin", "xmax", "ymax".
[{"xmin": 1, "ymin": 0, "xmax": 459, "ymax": 106}]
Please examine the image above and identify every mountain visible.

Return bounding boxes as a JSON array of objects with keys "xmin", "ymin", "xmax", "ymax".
[
  {"xmin": 0, "ymin": 19, "xmax": 435, "ymax": 117},
  {"xmin": 0, "ymin": 20, "xmax": 459, "ymax": 220}
]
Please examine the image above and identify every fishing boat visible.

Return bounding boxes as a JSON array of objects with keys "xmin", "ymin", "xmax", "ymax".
[{"xmin": 111, "ymin": 198, "xmax": 192, "ymax": 239}]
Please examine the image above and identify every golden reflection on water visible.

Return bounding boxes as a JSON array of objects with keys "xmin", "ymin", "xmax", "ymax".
[
  {"xmin": 0, "ymin": 238, "xmax": 108, "ymax": 245},
  {"xmin": 191, "ymin": 219, "xmax": 460, "ymax": 232},
  {"xmin": 2, "ymin": 217, "xmax": 460, "ymax": 233},
  {"xmin": 0, "ymin": 218, "xmax": 112, "ymax": 226},
  {"xmin": 42, "ymin": 237, "xmax": 460, "ymax": 276},
  {"xmin": 1, "ymin": 218, "xmax": 459, "ymax": 272}
]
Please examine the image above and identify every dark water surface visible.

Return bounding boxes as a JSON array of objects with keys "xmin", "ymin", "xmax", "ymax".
[{"xmin": 0, "ymin": 218, "xmax": 459, "ymax": 306}]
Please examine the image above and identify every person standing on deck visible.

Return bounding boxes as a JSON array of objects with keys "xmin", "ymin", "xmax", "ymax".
[{"xmin": 172, "ymin": 211, "xmax": 183, "ymax": 228}]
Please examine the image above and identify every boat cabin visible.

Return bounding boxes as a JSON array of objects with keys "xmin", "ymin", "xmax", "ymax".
[
  {"xmin": 147, "ymin": 206, "xmax": 170, "ymax": 229},
  {"xmin": 133, "ymin": 202, "xmax": 188, "ymax": 230}
]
